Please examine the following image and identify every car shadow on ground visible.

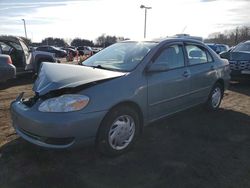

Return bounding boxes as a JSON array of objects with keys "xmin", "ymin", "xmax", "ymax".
[
  {"xmin": 1, "ymin": 107, "xmax": 250, "ymax": 188},
  {"xmin": 0, "ymin": 74, "xmax": 34, "ymax": 90},
  {"xmin": 229, "ymin": 80, "xmax": 250, "ymax": 96}
]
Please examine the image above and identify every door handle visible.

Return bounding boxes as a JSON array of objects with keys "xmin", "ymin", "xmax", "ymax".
[{"xmin": 183, "ymin": 71, "xmax": 190, "ymax": 78}]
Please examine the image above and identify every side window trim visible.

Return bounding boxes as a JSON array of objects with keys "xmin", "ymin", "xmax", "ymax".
[
  {"xmin": 205, "ymin": 50, "xmax": 214, "ymax": 63},
  {"xmin": 151, "ymin": 42, "xmax": 183, "ymax": 62},
  {"xmin": 184, "ymin": 42, "xmax": 214, "ymax": 66},
  {"xmin": 151, "ymin": 42, "xmax": 187, "ymax": 71}
]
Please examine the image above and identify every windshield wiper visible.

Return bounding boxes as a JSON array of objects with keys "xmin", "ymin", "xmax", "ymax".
[
  {"xmin": 91, "ymin": 65, "xmax": 107, "ymax": 69},
  {"xmin": 82, "ymin": 64, "xmax": 125, "ymax": 72},
  {"xmin": 89, "ymin": 64, "xmax": 118, "ymax": 71},
  {"xmin": 81, "ymin": 64, "xmax": 105, "ymax": 69}
]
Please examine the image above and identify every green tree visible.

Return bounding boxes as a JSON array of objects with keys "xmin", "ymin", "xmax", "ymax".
[
  {"xmin": 96, "ymin": 35, "xmax": 126, "ymax": 47},
  {"xmin": 205, "ymin": 26, "xmax": 250, "ymax": 46},
  {"xmin": 71, "ymin": 38, "xmax": 94, "ymax": 47},
  {"xmin": 41, "ymin": 37, "xmax": 67, "ymax": 47}
]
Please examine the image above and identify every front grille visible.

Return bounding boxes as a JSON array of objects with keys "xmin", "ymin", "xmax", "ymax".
[
  {"xmin": 229, "ymin": 60, "xmax": 250, "ymax": 70},
  {"xmin": 19, "ymin": 127, "xmax": 74, "ymax": 146}
]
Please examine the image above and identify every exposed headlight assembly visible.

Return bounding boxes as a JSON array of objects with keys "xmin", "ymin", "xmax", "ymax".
[{"xmin": 38, "ymin": 94, "xmax": 89, "ymax": 112}]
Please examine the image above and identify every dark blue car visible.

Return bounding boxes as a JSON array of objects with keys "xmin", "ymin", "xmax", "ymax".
[
  {"xmin": 206, "ymin": 43, "xmax": 229, "ymax": 54},
  {"xmin": 220, "ymin": 40, "xmax": 250, "ymax": 80}
]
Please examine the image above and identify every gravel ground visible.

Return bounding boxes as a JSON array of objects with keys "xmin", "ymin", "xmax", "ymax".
[{"xmin": 0, "ymin": 74, "xmax": 249, "ymax": 188}]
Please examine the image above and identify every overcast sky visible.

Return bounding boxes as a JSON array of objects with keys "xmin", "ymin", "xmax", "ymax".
[{"xmin": 0, "ymin": 0, "xmax": 249, "ymax": 43}]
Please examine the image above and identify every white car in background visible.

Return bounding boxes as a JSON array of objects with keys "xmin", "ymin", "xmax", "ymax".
[{"xmin": 77, "ymin": 46, "xmax": 93, "ymax": 56}]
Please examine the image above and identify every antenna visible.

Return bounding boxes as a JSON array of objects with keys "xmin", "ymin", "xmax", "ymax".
[{"xmin": 182, "ymin": 25, "xmax": 187, "ymax": 33}]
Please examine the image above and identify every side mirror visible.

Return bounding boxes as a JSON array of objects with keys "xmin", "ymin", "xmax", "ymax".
[
  {"xmin": 219, "ymin": 51, "xmax": 229, "ymax": 59},
  {"xmin": 147, "ymin": 63, "xmax": 168, "ymax": 72}
]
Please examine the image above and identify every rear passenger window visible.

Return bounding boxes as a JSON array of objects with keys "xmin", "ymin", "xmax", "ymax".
[
  {"xmin": 154, "ymin": 45, "xmax": 185, "ymax": 69},
  {"xmin": 185, "ymin": 45, "xmax": 212, "ymax": 65}
]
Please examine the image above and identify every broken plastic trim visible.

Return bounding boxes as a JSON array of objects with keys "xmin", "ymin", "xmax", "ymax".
[{"xmin": 22, "ymin": 94, "xmax": 40, "ymax": 107}]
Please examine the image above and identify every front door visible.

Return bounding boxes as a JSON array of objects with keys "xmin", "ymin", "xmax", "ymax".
[{"xmin": 147, "ymin": 43, "xmax": 191, "ymax": 122}]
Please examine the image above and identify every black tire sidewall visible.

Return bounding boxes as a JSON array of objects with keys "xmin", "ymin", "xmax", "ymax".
[{"xmin": 97, "ymin": 106, "xmax": 140, "ymax": 156}]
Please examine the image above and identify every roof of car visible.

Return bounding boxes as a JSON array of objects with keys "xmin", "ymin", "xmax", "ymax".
[
  {"xmin": 0, "ymin": 35, "xmax": 26, "ymax": 45},
  {"xmin": 123, "ymin": 37, "xmax": 205, "ymax": 44}
]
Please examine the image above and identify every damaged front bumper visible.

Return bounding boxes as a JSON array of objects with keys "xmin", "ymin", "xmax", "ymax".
[{"xmin": 11, "ymin": 93, "xmax": 107, "ymax": 149}]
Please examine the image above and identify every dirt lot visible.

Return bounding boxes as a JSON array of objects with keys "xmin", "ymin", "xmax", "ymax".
[{"xmin": 0, "ymin": 75, "xmax": 250, "ymax": 188}]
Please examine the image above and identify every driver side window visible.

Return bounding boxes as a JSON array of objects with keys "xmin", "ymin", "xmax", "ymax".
[{"xmin": 154, "ymin": 45, "xmax": 185, "ymax": 69}]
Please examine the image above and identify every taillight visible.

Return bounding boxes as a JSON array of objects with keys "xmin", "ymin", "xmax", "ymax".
[{"xmin": 7, "ymin": 56, "xmax": 12, "ymax": 64}]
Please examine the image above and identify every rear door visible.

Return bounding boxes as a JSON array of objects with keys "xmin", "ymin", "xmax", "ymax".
[
  {"xmin": 184, "ymin": 43, "xmax": 217, "ymax": 104},
  {"xmin": 147, "ymin": 43, "xmax": 191, "ymax": 121}
]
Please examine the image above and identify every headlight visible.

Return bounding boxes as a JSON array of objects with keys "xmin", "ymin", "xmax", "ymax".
[{"xmin": 38, "ymin": 94, "xmax": 89, "ymax": 112}]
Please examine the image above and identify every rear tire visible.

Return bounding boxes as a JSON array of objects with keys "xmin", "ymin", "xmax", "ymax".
[
  {"xmin": 205, "ymin": 83, "xmax": 223, "ymax": 111},
  {"xmin": 97, "ymin": 106, "xmax": 140, "ymax": 156}
]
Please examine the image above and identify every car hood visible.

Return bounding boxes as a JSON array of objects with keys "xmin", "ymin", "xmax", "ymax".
[
  {"xmin": 228, "ymin": 51, "xmax": 250, "ymax": 61},
  {"xmin": 33, "ymin": 62, "xmax": 126, "ymax": 96}
]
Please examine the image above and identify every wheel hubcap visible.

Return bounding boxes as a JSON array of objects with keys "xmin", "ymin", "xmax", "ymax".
[
  {"xmin": 108, "ymin": 115, "xmax": 135, "ymax": 150},
  {"xmin": 211, "ymin": 87, "xmax": 221, "ymax": 108}
]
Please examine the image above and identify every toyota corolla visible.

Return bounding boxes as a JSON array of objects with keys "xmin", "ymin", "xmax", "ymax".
[{"xmin": 11, "ymin": 37, "xmax": 230, "ymax": 156}]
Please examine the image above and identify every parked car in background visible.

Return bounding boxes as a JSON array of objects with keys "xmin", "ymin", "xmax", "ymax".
[
  {"xmin": 36, "ymin": 46, "xmax": 67, "ymax": 58},
  {"xmin": 0, "ymin": 36, "xmax": 56, "ymax": 74},
  {"xmin": 220, "ymin": 40, "xmax": 250, "ymax": 80},
  {"xmin": 77, "ymin": 46, "xmax": 93, "ymax": 56},
  {"xmin": 206, "ymin": 43, "xmax": 229, "ymax": 54},
  {"xmin": 11, "ymin": 37, "xmax": 230, "ymax": 156},
  {"xmin": 0, "ymin": 54, "xmax": 16, "ymax": 82},
  {"xmin": 61, "ymin": 47, "xmax": 77, "ymax": 57},
  {"xmin": 92, "ymin": 47, "xmax": 102, "ymax": 54}
]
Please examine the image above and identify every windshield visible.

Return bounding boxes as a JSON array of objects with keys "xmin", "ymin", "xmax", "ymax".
[
  {"xmin": 233, "ymin": 43, "xmax": 250, "ymax": 52},
  {"xmin": 82, "ymin": 42, "xmax": 157, "ymax": 72}
]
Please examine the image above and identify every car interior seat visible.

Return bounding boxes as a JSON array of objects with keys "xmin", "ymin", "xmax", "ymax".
[{"xmin": 189, "ymin": 50, "xmax": 202, "ymax": 65}]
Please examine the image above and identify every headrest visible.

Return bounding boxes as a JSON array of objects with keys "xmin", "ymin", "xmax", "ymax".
[
  {"xmin": 166, "ymin": 47, "xmax": 177, "ymax": 55},
  {"xmin": 189, "ymin": 50, "xmax": 202, "ymax": 58}
]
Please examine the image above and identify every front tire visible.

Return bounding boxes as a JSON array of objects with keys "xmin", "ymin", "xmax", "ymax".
[
  {"xmin": 97, "ymin": 106, "xmax": 140, "ymax": 156},
  {"xmin": 206, "ymin": 83, "xmax": 223, "ymax": 111}
]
